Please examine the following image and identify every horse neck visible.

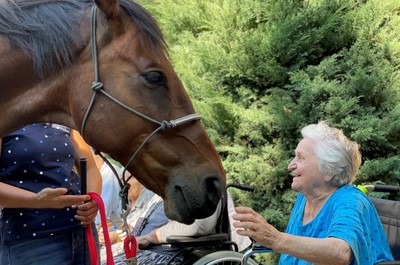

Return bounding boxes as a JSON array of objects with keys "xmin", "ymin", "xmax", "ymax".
[{"xmin": 0, "ymin": 42, "xmax": 75, "ymax": 136}]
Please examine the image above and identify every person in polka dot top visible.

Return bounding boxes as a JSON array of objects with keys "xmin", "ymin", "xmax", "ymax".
[
  {"xmin": 0, "ymin": 123, "xmax": 102, "ymax": 265},
  {"xmin": 233, "ymin": 121, "xmax": 394, "ymax": 265}
]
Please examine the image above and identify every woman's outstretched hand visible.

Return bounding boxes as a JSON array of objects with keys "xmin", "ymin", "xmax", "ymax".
[{"xmin": 232, "ymin": 206, "xmax": 285, "ymax": 252}]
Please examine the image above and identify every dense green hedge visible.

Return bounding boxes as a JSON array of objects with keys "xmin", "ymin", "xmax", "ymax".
[{"xmin": 141, "ymin": 0, "xmax": 400, "ymax": 263}]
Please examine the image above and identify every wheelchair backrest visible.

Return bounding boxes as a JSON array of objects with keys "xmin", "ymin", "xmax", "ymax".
[{"xmin": 370, "ymin": 197, "xmax": 400, "ymax": 260}]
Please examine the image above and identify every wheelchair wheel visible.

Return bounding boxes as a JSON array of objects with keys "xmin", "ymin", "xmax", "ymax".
[{"xmin": 192, "ymin": 250, "xmax": 258, "ymax": 265}]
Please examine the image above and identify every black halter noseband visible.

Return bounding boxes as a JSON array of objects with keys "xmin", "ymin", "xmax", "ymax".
[{"xmin": 81, "ymin": 5, "xmax": 202, "ymax": 210}]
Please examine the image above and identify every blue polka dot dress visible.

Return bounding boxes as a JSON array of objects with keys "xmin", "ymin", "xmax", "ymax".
[
  {"xmin": 0, "ymin": 124, "xmax": 82, "ymax": 241},
  {"xmin": 279, "ymin": 185, "xmax": 394, "ymax": 265}
]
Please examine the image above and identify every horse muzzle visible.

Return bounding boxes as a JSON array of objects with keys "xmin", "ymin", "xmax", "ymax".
[{"xmin": 165, "ymin": 174, "xmax": 224, "ymax": 224}]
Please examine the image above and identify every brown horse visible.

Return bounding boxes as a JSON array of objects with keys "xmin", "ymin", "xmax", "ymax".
[{"xmin": 0, "ymin": 0, "xmax": 225, "ymax": 224}]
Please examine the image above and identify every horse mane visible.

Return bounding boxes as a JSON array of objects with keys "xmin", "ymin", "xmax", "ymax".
[{"xmin": 0, "ymin": 0, "xmax": 166, "ymax": 77}]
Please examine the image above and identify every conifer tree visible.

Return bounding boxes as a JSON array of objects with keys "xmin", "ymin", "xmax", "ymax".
[{"xmin": 142, "ymin": 0, "xmax": 400, "ymax": 262}]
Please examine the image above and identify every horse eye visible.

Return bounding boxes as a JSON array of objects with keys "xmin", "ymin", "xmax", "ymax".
[{"xmin": 143, "ymin": 71, "xmax": 164, "ymax": 86}]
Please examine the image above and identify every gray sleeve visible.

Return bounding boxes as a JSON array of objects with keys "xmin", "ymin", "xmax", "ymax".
[{"xmin": 158, "ymin": 200, "xmax": 222, "ymax": 242}]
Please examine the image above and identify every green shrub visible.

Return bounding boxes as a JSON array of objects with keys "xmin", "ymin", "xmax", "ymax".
[{"xmin": 142, "ymin": 0, "xmax": 400, "ymax": 263}]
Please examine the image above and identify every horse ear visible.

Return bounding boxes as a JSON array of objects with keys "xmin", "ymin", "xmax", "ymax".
[{"xmin": 94, "ymin": 0, "xmax": 120, "ymax": 18}]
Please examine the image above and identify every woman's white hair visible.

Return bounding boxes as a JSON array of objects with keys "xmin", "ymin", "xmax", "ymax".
[{"xmin": 301, "ymin": 121, "xmax": 362, "ymax": 186}]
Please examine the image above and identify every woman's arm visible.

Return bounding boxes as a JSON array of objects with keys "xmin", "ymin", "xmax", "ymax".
[
  {"xmin": 70, "ymin": 130, "xmax": 102, "ymax": 194},
  {"xmin": 70, "ymin": 130, "xmax": 102, "ymax": 225},
  {"xmin": 157, "ymin": 208, "xmax": 219, "ymax": 241},
  {"xmin": 274, "ymin": 234, "xmax": 352, "ymax": 265},
  {"xmin": 233, "ymin": 207, "xmax": 352, "ymax": 265},
  {"xmin": 0, "ymin": 183, "xmax": 90, "ymax": 208},
  {"xmin": 136, "ymin": 201, "xmax": 221, "ymax": 248},
  {"xmin": 0, "ymin": 137, "xmax": 90, "ymax": 208}
]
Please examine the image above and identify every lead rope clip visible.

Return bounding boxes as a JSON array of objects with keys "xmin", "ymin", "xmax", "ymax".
[{"xmin": 126, "ymin": 257, "xmax": 137, "ymax": 265}]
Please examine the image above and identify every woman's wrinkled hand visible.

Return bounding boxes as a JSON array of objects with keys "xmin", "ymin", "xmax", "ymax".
[{"xmin": 232, "ymin": 206, "xmax": 284, "ymax": 252}]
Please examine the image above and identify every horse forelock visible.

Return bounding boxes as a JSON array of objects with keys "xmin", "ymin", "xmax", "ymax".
[
  {"xmin": 120, "ymin": 0, "xmax": 167, "ymax": 54},
  {"xmin": 0, "ymin": 0, "xmax": 167, "ymax": 78}
]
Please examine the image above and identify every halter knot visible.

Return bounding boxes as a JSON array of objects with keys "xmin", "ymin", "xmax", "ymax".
[
  {"xmin": 160, "ymin": 120, "xmax": 176, "ymax": 130},
  {"xmin": 91, "ymin": 81, "xmax": 104, "ymax": 91},
  {"xmin": 119, "ymin": 183, "xmax": 131, "ymax": 199},
  {"xmin": 118, "ymin": 183, "xmax": 131, "ymax": 211}
]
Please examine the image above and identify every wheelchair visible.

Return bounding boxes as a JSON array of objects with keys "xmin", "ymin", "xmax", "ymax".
[
  {"xmin": 161, "ymin": 183, "xmax": 258, "ymax": 265},
  {"xmin": 177, "ymin": 183, "xmax": 400, "ymax": 265},
  {"xmin": 365, "ymin": 184, "xmax": 400, "ymax": 264}
]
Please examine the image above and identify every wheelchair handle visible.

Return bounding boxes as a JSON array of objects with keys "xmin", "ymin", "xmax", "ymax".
[
  {"xmin": 226, "ymin": 183, "xmax": 255, "ymax": 192},
  {"xmin": 372, "ymin": 184, "xmax": 400, "ymax": 193}
]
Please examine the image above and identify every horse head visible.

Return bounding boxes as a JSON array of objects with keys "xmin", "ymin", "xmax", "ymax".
[
  {"xmin": 75, "ymin": 0, "xmax": 227, "ymax": 223},
  {"xmin": 0, "ymin": 0, "xmax": 225, "ymax": 224}
]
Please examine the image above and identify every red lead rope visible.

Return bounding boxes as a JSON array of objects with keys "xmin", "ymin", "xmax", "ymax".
[
  {"xmin": 87, "ymin": 192, "xmax": 115, "ymax": 265},
  {"xmin": 124, "ymin": 234, "xmax": 137, "ymax": 259}
]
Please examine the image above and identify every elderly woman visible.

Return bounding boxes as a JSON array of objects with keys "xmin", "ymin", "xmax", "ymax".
[{"xmin": 233, "ymin": 121, "xmax": 394, "ymax": 265}]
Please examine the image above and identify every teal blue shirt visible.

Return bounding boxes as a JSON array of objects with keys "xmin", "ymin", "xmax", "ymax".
[{"xmin": 279, "ymin": 185, "xmax": 394, "ymax": 265}]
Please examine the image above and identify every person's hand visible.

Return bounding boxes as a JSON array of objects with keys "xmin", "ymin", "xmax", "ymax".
[
  {"xmin": 136, "ymin": 234, "xmax": 152, "ymax": 249},
  {"xmin": 73, "ymin": 200, "xmax": 98, "ymax": 225},
  {"xmin": 36, "ymin": 188, "xmax": 90, "ymax": 208},
  {"xmin": 98, "ymin": 222, "xmax": 126, "ymax": 245},
  {"xmin": 116, "ymin": 229, "xmax": 127, "ymax": 241},
  {"xmin": 99, "ymin": 230, "xmax": 122, "ymax": 245},
  {"xmin": 232, "ymin": 206, "xmax": 284, "ymax": 251}
]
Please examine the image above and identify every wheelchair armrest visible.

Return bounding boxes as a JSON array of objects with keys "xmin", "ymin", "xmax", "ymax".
[
  {"xmin": 376, "ymin": 262, "xmax": 400, "ymax": 265},
  {"xmin": 166, "ymin": 233, "xmax": 229, "ymax": 244},
  {"xmin": 244, "ymin": 243, "xmax": 273, "ymax": 255}
]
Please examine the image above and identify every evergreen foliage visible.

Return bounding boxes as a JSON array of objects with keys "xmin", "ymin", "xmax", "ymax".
[{"xmin": 141, "ymin": 0, "xmax": 400, "ymax": 262}]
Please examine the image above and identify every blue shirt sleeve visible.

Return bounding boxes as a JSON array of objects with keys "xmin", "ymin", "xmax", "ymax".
[{"xmin": 326, "ymin": 186, "xmax": 393, "ymax": 265}]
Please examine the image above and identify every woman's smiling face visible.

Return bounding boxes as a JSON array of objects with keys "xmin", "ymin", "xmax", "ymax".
[{"xmin": 288, "ymin": 137, "xmax": 326, "ymax": 195}]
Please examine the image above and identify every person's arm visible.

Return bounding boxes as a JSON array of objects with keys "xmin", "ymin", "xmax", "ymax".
[
  {"xmin": 136, "ymin": 201, "xmax": 221, "ymax": 248},
  {"xmin": 274, "ymin": 234, "xmax": 352, "ymax": 265},
  {"xmin": 157, "ymin": 213, "xmax": 218, "ymax": 241},
  {"xmin": 70, "ymin": 130, "xmax": 102, "ymax": 225},
  {"xmin": 0, "ymin": 183, "xmax": 91, "ymax": 208},
  {"xmin": 0, "ymin": 137, "xmax": 90, "ymax": 208},
  {"xmin": 233, "ymin": 207, "xmax": 352, "ymax": 265},
  {"xmin": 70, "ymin": 130, "xmax": 102, "ymax": 194}
]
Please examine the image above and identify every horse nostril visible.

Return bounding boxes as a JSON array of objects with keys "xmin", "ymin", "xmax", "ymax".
[{"xmin": 204, "ymin": 176, "xmax": 222, "ymax": 203}]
